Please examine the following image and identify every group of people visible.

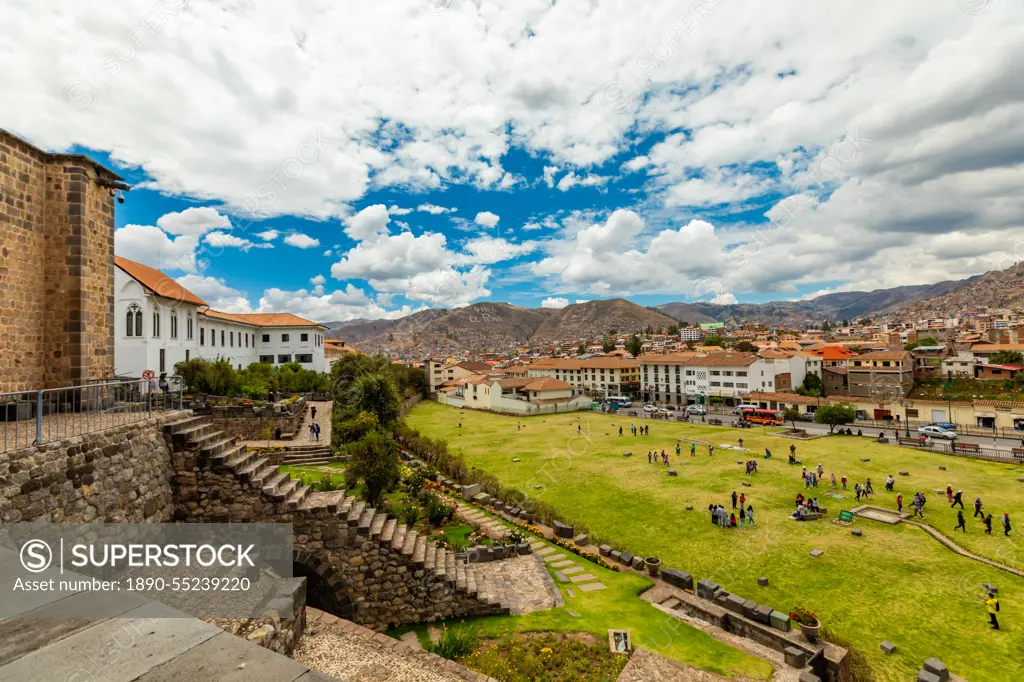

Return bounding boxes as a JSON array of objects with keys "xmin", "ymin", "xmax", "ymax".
[
  {"xmin": 647, "ymin": 449, "xmax": 670, "ymax": 466},
  {"xmin": 307, "ymin": 405, "xmax": 321, "ymax": 441},
  {"xmin": 619, "ymin": 423, "xmax": 650, "ymax": 436},
  {"xmin": 949, "ymin": 491, "xmax": 1013, "ymax": 535},
  {"xmin": 710, "ymin": 492, "xmax": 756, "ymax": 529},
  {"xmin": 800, "ymin": 464, "xmax": 825, "ymax": 489},
  {"xmin": 744, "ymin": 459, "xmax": 759, "ymax": 475},
  {"xmin": 792, "ymin": 493, "xmax": 823, "ymax": 519}
]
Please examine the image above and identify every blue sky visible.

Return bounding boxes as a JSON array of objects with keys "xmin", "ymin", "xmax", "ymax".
[{"xmin": 6, "ymin": 1, "xmax": 1020, "ymax": 322}]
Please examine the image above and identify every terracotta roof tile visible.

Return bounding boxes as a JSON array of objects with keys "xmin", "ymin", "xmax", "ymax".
[
  {"xmin": 522, "ymin": 378, "xmax": 574, "ymax": 392},
  {"xmin": 115, "ymin": 256, "xmax": 207, "ymax": 307},
  {"xmin": 200, "ymin": 310, "xmax": 322, "ymax": 327}
]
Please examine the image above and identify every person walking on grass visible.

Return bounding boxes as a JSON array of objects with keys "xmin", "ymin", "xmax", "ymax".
[
  {"xmin": 676, "ymin": 443, "xmax": 681, "ymax": 457},
  {"xmin": 648, "ymin": 451, "xmax": 652, "ymax": 464},
  {"xmin": 841, "ymin": 475, "xmax": 848, "ymax": 490},
  {"xmin": 739, "ymin": 492, "xmax": 745, "ymax": 508},
  {"xmin": 951, "ymin": 490, "xmax": 964, "ymax": 509},
  {"xmin": 897, "ymin": 492, "xmax": 903, "ymax": 513},
  {"xmin": 946, "ymin": 484, "xmax": 954, "ymax": 503},
  {"xmin": 746, "ymin": 504, "xmax": 755, "ymax": 525},
  {"xmin": 956, "ymin": 509, "xmax": 967, "ymax": 533},
  {"xmin": 731, "ymin": 491, "xmax": 738, "ymax": 509},
  {"xmin": 975, "ymin": 497, "xmax": 984, "ymax": 518},
  {"xmin": 830, "ymin": 472, "xmax": 836, "ymax": 488},
  {"xmin": 978, "ymin": 591, "xmax": 1000, "ymax": 630},
  {"xmin": 691, "ymin": 443, "xmax": 696, "ymax": 457},
  {"xmin": 854, "ymin": 483, "xmax": 862, "ymax": 502},
  {"xmin": 709, "ymin": 444, "xmax": 714, "ymax": 456},
  {"xmin": 739, "ymin": 506, "xmax": 746, "ymax": 529},
  {"xmin": 1004, "ymin": 512, "xmax": 1012, "ymax": 536},
  {"xmin": 984, "ymin": 514, "xmax": 993, "ymax": 534},
  {"xmin": 619, "ymin": 426, "xmax": 623, "ymax": 436}
]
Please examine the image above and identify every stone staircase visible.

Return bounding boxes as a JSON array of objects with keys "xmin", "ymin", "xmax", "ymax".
[
  {"xmin": 279, "ymin": 444, "xmax": 334, "ymax": 467},
  {"xmin": 163, "ymin": 415, "xmax": 506, "ymax": 624}
]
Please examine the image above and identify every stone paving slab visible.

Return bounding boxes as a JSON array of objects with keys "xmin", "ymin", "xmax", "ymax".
[
  {"xmin": 569, "ymin": 573, "xmax": 598, "ymax": 583},
  {"xmin": 562, "ymin": 566, "xmax": 586, "ymax": 575},
  {"xmin": 543, "ymin": 553, "xmax": 567, "ymax": 563},
  {"xmin": 578, "ymin": 582, "xmax": 607, "ymax": 592},
  {"xmin": 536, "ymin": 547, "xmax": 556, "ymax": 556},
  {"xmin": 0, "ymin": 602, "xmax": 223, "ymax": 682},
  {"xmin": 551, "ymin": 560, "xmax": 576, "ymax": 568},
  {"xmin": 136, "ymin": 632, "xmax": 310, "ymax": 682}
]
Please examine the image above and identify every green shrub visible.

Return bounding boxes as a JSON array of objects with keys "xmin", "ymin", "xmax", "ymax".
[
  {"xmin": 403, "ymin": 504, "xmax": 420, "ymax": 527},
  {"xmin": 427, "ymin": 625, "xmax": 477, "ymax": 661}
]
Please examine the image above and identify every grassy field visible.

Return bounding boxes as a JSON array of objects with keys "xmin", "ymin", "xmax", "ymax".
[
  {"xmin": 407, "ymin": 401, "xmax": 1024, "ymax": 682},
  {"xmin": 401, "ymin": 511, "xmax": 774, "ymax": 680}
]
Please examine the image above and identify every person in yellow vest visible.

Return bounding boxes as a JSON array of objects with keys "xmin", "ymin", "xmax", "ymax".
[{"xmin": 977, "ymin": 591, "xmax": 1000, "ymax": 630}]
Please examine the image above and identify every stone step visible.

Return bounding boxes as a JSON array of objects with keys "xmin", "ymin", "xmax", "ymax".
[
  {"xmin": 444, "ymin": 550, "xmax": 456, "ymax": 580},
  {"xmin": 357, "ymin": 507, "xmax": 376, "ymax": 533},
  {"xmin": 262, "ymin": 471, "xmax": 289, "ymax": 496},
  {"xmin": 282, "ymin": 448, "xmax": 332, "ymax": 457},
  {"xmin": 380, "ymin": 518, "xmax": 398, "ymax": 543},
  {"xmin": 301, "ymin": 490, "xmax": 345, "ymax": 512},
  {"xmin": 199, "ymin": 436, "xmax": 236, "ymax": 458},
  {"xmin": 465, "ymin": 565, "xmax": 478, "ymax": 595},
  {"xmin": 401, "ymin": 530, "xmax": 419, "ymax": 557},
  {"xmin": 455, "ymin": 561, "xmax": 467, "ymax": 590},
  {"xmin": 164, "ymin": 416, "xmax": 206, "ymax": 435},
  {"xmin": 175, "ymin": 422, "xmax": 218, "ymax": 448},
  {"xmin": 250, "ymin": 462, "xmax": 279, "ymax": 488},
  {"xmin": 391, "ymin": 525, "xmax": 408, "ymax": 551},
  {"xmin": 422, "ymin": 542, "xmax": 435, "ymax": 569},
  {"xmin": 190, "ymin": 430, "xmax": 227, "ymax": 451},
  {"xmin": 285, "ymin": 484, "xmax": 311, "ymax": 510},
  {"xmin": 222, "ymin": 447, "xmax": 254, "ymax": 470},
  {"xmin": 412, "ymin": 535, "xmax": 427, "ymax": 563},
  {"xmin": 369, "ymin": 513, "xmax": 387, "ymax": 538},
  {"xmin": 347, "ymin": 500, "xmax": 366, "ymax": 525},
  {"xmin": 279, "ymin": 457, "xmax": 331, "ymax": 466},
  {"xmin": 238, "ymin": 457, "xmax": 270, "ymax": 484},
  {"xmin": 273, "ymin": 476, "xmax": 299, "ymax": 502}
]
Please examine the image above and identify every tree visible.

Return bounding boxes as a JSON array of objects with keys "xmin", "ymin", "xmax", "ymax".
[
  {"xmin": 347, "ymin": 371, "xmax": 402, "ymax": 427},
  {"xmin": 783, "ymin": 406, "xmax": 801, "ymax": 430},
  {"xmin": 858, "ymin": 318, "xmax": 872, "ymax": 325},
  {"xmin": 813, "ymin": 403, "xmax": 857, "ymax": 434},
  {"xmin": 904, "ymin": 336, "xmax": 939, "ymax": 351},
  {"xmin": 990, "ymin": 350, "xmax": 1024, "ymax": 366},
  {"xmin": 626, "ymin": 334, "xmax": 643, "ymax": 357},
  {"xmin": 667, "ymin": 324, "xmax": 680, "ymax": 336},
  {"xmin": 800, "ymin": 372, "xmax": 823, "ymax": 396},
  {"xmin": 822, "ymin": 320, "xmax": 832, "ymax": 332},
  {"xmin": 346, "ymin": 430, "xmax": 400, "ymax": 506},
  {"xmin": 577, "ymin": 343, "xmax": 586, "ymax": 355},
  {"xmin": 602, "ymin": 340, "xmax": 615, "ymax": 353},
  {"xmin": 733, "ymin": 340, "xmax": 756, "ymax": 352},
  {"xmin": 703, "ymin": 336, "xmax": 724, "ymax": 347}
]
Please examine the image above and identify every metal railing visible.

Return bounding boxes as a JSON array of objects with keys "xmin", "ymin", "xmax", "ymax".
[{"xmin": 1, "ymin": 377, "xmax": 183, "ymax": 454}]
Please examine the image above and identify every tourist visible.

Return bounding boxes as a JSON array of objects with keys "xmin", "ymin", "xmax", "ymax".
[
  {"xmin": 708, "ymin": 444, "xmax": 714, "ymax": 456},
  {"xmin": 914, "ymin": 497, "xmax": 925, "ymax": 519},
  {"xmin": 578, "ymin": 424, "xmax": 582, "ymax": 434},
  {"xmin": 788, "ymin": 452, "xmax": 796, "ymax": 464},
  {"xmin": 648, "ymin": 451, "xmax": 652, "ymax": 464},
  {"xmin": 951, "ymin": 490, "xmax": 964, "ymax": 509},
  {"xmin": 738, "ymin": 438, "xmax": 744, "ymax": 449},
  {"xmin": 854, "ymin": 483, "xmax": 862, "ymax": 501},
  {"xmin": 830, "ymin": 472, "xmax": 837, "ymax": 488},
  {"xmin": 857, "ymin": 429, "xmax": 863, "ymax": 437},
  {"xmin": 790, "ymin": 444, "xmax": 797, "ymax": 458},
  {"xmin": 729, "ymin": 512, "xmax": 737, "ymax": 528},
  {"xmin": 805, "ymin": 474, "xmax": 811, "ymax": 490},
  {"xmin": 709, "ymin": 504, "xmax": 716, "ymax": 524},
  {"xmin": 885, "ymin": 475, "xmax": 894, "ymax": 492},
  {"xmin": 977, "ymin": 591, "xmax": 1000, "ymax": 630},
  {"xmin": 739, "ymin": 506, "xmax": 746, "ymax": 529},
  {"xmin": 746, "ymin": 504, "xmax": 755, "ymax": 525},
  {"xmin": 984, "ymin": 514, "xmax": 993, "ymax": 534},
  {"xmin": 676, "ymin": 443, "xmax": 681, "ymax": 456},
  {"xmin": 731, "ymin": 491, "xmax": 738, "ymax": 509},
  {"xmin": 765, "ymin": 448, "xmax": 772, "ymax": 459},
  {"xmin": 619, "ymin": 426, "xmax": 623, "ymax": 436},
  {"xmin": 956, "ymin": 509, "xmax": 967, "ymax": 533},
  {"xmin": 1003, "ymin": 512, "xmax": 1012, "ymax": 536},
  {"xmin": 691, "ymin": 443, "xmax": 696, "ymax": 457},
  {"xmin": 865, "ymin": 478, "xmax": 874, "ymax": 495},
  {"xmin": 645, "ymin": 425, "xmax": 649, "ymax": 436},
  {"xmin": 974, "ymin": 498, "xmax": 984, "ymax": 518},
  {"xmin": 739, "ymin": 492, "xmax": 745, "ymax": 508},
  {"xmin": 817, "ymin": 463, "xmax": 824, "ymax": 479},
  {"xmin": 841, "ymin": 475, "xmax": 848, "ymax": 490},
  {"xmin": 314, "ymin": 423, "xmax": 321, "ymax": 442},
  {"xmin": 311, "ymin": 405, "xmax": 317, "ymax": 421},
  {"xmin": 896, "ymin": 493, "xmax": 903, "ymax": 513},
  {"xmin": 308, "ymin": 423, "xmax": 315, "ymax": 441},
  {"xmin": 946, "ymin": 485, "xmax": 954, "ymax": 503}
]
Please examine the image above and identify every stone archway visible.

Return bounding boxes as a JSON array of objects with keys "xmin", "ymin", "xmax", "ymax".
[{"xmin": 293, "ymin": 551, "xmax": 355, "ymax": 620}]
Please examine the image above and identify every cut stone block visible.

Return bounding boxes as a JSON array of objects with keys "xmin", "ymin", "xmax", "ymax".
[
  {"xmin": 551, "ymin": 560, "xmax": 575, "ymax": 568},
  {"xmin": 923, "ymin": 658, "xmax": 949, "ymax": 682},
  {"xmin": 880, "ymin": 640, "xmax": 897, "ymax": 654},
  {"xmin": 685, "ymin": 505, "xmax": 693, "ymax": 510},
  {"xmin": 518, "ymin": 542, "xmax": 531, "ymax": 555},
  {"xmin": 668, "ymin": 469, "xmax": 678, "ymax": 476},
  {"xmin": 770, "ymin": 610, "xmax": 791, "ymax": 632},
  {"xmin": 755, "ymin": 604, "xmax": 773, "ymax": 624},
  {"xmin": 623, "ymin": 451, "xmax": 632, "ymax": 457},
  {"xmin": 938, "ymin": 466, "xmax": 946, "ymax": 470},
  {"xmin": 579, "ymin": 582, "xmax": 606, "ymax": 592},
  {"xmin": 860, "ymin": 458, "xmax": 870, "ymax": 462},
  {"xmin": 554, "ymin": 571, "xmax": 569, "ymax": 583},
  {"xmin": 662, "ymin": 569, "xmax": 694, "ymax": 591},
  {"xmin": 696, "ymin": 579, "xmax": 718, "ymax": 600},
  {"xmin": 573, "ymin": 534, "xmax": 589, "ymax": 546},
  {"xmin": 553, "ymin": 521, "xmax": 574, "ymax": 538},
  {"xmin": 742, "ymin": 599, "xmax": 759, "ymax": 619},
  {"xmin": 472, "ymin": 492, "xmax": 492, "ymax": 505},
  {"xmin": 741, "ymin": 481, "xmax": 752, "ymax": 487},
  {"xmin": 493, "ymin": 501, "xmax": 505, "ymax": 511},
  {"xmin": 462, "ymin": 483, "xmax": 482, "ymax": 499},
  {"xmin": 757, "ymin": 577, "xmax": 769, "ymax": 587},
  {"xmin": 917, "ymin": 672, "xmax": 941, "ymax": 682},
  {"xmin": 512, "ymin": 458, "xmax": 520, "ymax": 462},
  {"xmin": 533, "ymin": 484, "xmax": 543, "ymax": 489},
  {"xmin": 611, "ymin": 550, "xmax": 622, "ymax": 562},
  {"xmin": 619, "ymin": 551, "xmax": 634, "ymax": 565},
  {"xmin": 724, "ymin": 594, "xmax": 746, "ymax": 614},
  {"xmin": 810, "ymin": 549, "xmax": 824, "ymax": 558},
  {"xmin": 851, "ymin": 529, "xmax": 863, "ymax": 537},
  {"xmin": 629, "ymin": 556, "xmax": 643, "ymax": 570},
  {"xmin": 599, "ymin": 545, "xmax": 612, "ymax": 557},
  {"xmin": 899, "ymin": 472, "xmax": 909, "ymax": 476},
  {"xmin": 543, "ymin": 553, "xmax": 567, "ymax": 563},
  {"xmin": 563, "ymin": 566, "xmax": 586, "ymax": 575},
  {"xmin": 509, "ymin": 508, "xmax": 521, "ymax": 517},
  {"xmin": 784, "ymin": 646, "xmax": 807, "ymax": 668}
]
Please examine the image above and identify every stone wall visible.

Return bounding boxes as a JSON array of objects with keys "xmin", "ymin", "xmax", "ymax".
[
  {"xmin": 0, "ymin": 128, "xmax": 120, "ymax": 392},
  {"xmin": 0, "ymin": 411, "xmax": 185, "ymax": 523},
  {"xmin": 170, "ymin": 436, "xmax": 502, "ymax": 630},
  {"xmin": 207, "ymin": 415, "xmax": 302, "ymax": 441},
  {"xmin": 214, "ymin": 578, "xmax": 307, "ymax": 657}
]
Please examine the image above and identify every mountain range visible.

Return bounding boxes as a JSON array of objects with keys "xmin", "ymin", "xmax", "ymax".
[{"xmin": 326, "ymin": 265, "xmax": 1021, "ymax": 355}]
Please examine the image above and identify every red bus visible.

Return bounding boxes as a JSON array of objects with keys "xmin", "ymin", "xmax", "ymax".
[{"xmin": 741, "ymin": 408, "xmax": 783, "ymax": 426}]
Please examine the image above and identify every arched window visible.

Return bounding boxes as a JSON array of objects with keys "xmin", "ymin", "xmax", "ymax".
[
  {"xmin": 186, "ymin": 312, "xmax": 194, "ymax": 340},
  {"xmin": 126, "ymin": 303, "xmax": 142, "ymax": 337},
  {"xmin": 170, "ymin": 311, "xmax": 179, "ymax": 339},
  {"xmin": 153, "ymin": 309, "xmax": 161, "ymax": 338}
]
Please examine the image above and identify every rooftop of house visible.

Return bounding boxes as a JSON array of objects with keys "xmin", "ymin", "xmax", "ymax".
[
  {"xmin": 522, "ymin": 377, "xmax": 574, "ymax": 392},
  {"xmin": 115, "ymin": 256, "xmax": 208, "ymax": 307},
  {"xmin": 200, "ymin": 310, "xmax": 323, "ymax": 328}
]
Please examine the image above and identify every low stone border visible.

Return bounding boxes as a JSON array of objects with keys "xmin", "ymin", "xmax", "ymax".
[{"xmin": 303, "ymin": 607, "xmax": 499, "ymax": 682}]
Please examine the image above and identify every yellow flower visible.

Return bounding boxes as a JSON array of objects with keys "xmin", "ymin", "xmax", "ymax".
[{"xmin": 540, "ymin": 647, "xmax": 552, "ymax": 653}]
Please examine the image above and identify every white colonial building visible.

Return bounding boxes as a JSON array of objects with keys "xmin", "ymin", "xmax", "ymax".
[{"xmin": 114, "ymin": 257, "xmax": 328, "ymax": 378}]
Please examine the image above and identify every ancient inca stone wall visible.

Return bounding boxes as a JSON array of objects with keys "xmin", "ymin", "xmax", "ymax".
[
  {"xmin": 0, "ymin": 128, "xmax": 119, "ymax": 392},
  {"xmin": 0, "ymin": 412, "xmax": 183, "ymax": 523},
  {"xmin": 171, "ymin": 440, "xmax": 503, "ymax": 630}
]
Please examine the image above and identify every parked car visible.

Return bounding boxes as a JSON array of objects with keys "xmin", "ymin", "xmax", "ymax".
[
  {"xmin": 918, "ymin": 424, "xmax": 957, "ymax": 439},
  {"xmin": 931, "ymin": 422, "xmax": 957, "ymax": 431},
  {"xmin": 643, "ymin": 403, "xmax": 657, "ymax": 413},
  {"xmin": 686, "ymin": 404, "xmax": 708, "ymax": 415},
  {"xmin": 797, "ymin": 413, "xmax": 815, "ymax": 422},
  {"xmin": 656, "ymin": 407, "xmax": 672, "ymax": 416}
]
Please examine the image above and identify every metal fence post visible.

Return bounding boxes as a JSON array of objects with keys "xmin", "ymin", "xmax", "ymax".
[{"xmin": 34, "ymin": 391, "xmax": 42, "ymax": 445}]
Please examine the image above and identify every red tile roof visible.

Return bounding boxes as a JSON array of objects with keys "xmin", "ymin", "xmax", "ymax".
[{"xmin": 115, "ymin": 256, "xmax": 207, "ymax": 307}]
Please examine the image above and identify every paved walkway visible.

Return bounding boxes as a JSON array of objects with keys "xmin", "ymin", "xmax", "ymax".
[
  {"xmin": 617, "ymin": 647, "xmax": 746, "ymax": 682},
  {"xmin": 295, "ymin": 608, "xmax": 496, "ymax": 682},
  {"xmin": 472, "ymin": 554, "xmax": 563, "ymax": 615},
  {"xmin": 242, "ymin": 400, "xmax": 333, "ymax": 448}
]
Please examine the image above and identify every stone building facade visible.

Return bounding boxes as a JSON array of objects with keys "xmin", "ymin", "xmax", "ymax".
[{"xmin": 0, "ymin": 128, "xmax": 123, "ymax": 393}]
